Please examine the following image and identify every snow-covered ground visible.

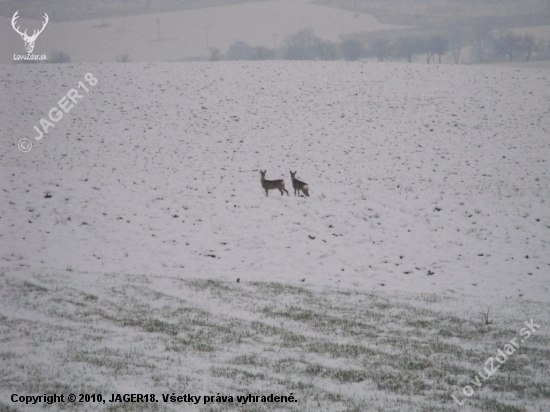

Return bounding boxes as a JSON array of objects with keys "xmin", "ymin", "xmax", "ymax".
[{"xmin": 1, "ymin": 61, "xmax": 549, "ymax": 411}]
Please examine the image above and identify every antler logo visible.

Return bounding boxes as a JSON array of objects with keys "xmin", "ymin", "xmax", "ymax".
[{"xmin": 12, "ymin": 10, "xmax": 49, "ymax": 54}]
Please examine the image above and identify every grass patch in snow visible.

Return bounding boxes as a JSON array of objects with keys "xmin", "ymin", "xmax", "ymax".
[{"xmin": 0, "ymin": 270, "xmax": 549, "ymax": 411}]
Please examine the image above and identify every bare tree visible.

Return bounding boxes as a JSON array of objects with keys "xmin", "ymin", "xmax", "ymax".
[
  {"xmin": 448, "ymin": 27, "xmax": 467, "ymax": 64},
  {"xmin": 340, "ymin": 38, "xmax": 365, "ymax": 61},
  {"xmin": 283, "ymin": 30, "xmax": 337, "ymax": 60},
  {"xmin": 393, "ymin": 36, "xmax": 422, "ymax": 62},
  {"xmin": 208, "ymin": 47, "xmax": 223, "ymax": 61},
  {"xmin": 226, "ymin": 41, "xmax": 254, "ymax": 60},
  {"xmin": 537, "ymin": 38, "xmax": 549, "ymax": 59},
  {"xmin": 428, "ymin": 34, "xmax": 449, "ymax": 63},
  {"xmin": 521, "ymin": 35, "xmax": 537, "ymax": 61},
  {"xmin": 472, "ymin": 24, "xmax": 492, "ymax": 63},
  {"xmin": 492, "ymin": 32, "xmax": 508, "ymax": 61},
  {"xmin": 283, "ymin": 29, "xmax": 320, "ymax": 60},
  {"xmin": 283, "ymin": 30, "xmax": 317, "ymax": 60},
  {"xmin": 417, "ymin": 37, "xmax": 435, "ymax": 64},
  {"xmin": 501, "ymin": 32, "xmax": 522, "ymax": 61},
  {"xmin": 367, "ymin": 37, "xmax": 391, "ymax": 61},
  {"xmin": 314, "ymin": 40, "xmax": 339, "ymax": 60},
  {"xmin": 252, "ymin": 46, "xmax": 275, "ymax": 60}
]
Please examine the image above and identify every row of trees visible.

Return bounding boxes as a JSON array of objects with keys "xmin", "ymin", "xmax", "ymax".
[
  {"xmin": 374, "ymin": 29, "xmax": 548, "ymax": 64},
  {"xmin": 223, "ymin": 41, "xmax": 276, "ymax": 61},
  {"xmin": 23, "ymin": 30, "xmax": 548, "ymax": 64},
  {"xmin": 211, "ymin": 30, "xmax": 360, "ymax": 62},
  {"xmin": 471, "ymin": 30, "xmax": 546, "ymax": 63},
  {"xmin": 368, "ymin": 35, "xmax": 449, "ymax": 63},
  {"xmin": 212, "ymin": 28, "xmax": 549, "ymax": 64}
]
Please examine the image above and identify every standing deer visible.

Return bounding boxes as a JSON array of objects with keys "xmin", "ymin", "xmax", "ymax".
[
  {"xmin": 290, "ymin": 171, "xmax": 309, "ymax": 196},
  {"xmin": 11, "ymin": 11, "xmax": 49, "ymax": 54},
  {"xmin": 260, "ymin": 170, "xmax": 289, "ymax": 196}
]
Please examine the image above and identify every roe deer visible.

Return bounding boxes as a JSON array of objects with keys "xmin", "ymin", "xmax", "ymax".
[
  {"xmin": 260, "ymin": 170, "xmax": 289, "ymax": 196},
  {"xmin": 290, "ymin": 171, "xmax": 309, "ymax": 196}
]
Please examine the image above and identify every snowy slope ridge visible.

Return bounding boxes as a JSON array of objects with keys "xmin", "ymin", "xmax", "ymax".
[
  {"xmin": 1, "ymin": 62, "xmax": 549, "ymax": 305},
  {"xmin": 0, "ymin": 270, "xmax": 549, "ymax": 411}
]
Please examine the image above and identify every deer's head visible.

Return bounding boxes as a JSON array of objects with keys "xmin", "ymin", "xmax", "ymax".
[{"xmin": 12, "ymin": 11, "xmax": 49, "ymax": 54}]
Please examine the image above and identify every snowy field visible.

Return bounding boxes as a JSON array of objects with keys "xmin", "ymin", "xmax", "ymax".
[{"xmin": 1, "ymin": 61, "xmax": 550, "ymax": 411}]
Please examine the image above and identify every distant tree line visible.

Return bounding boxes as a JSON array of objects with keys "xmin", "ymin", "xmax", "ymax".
[
  {"xmin": 26, "ymin": 28, "xmax": 549, "ymax": 64},
  {"xmin": 213, "ymin": 28, "xmax": 550, "ymax": 64},
  {"xmin": 380, "ymin": 28, "xmax": 549, "ymax": 64},
  {"xmin": 356, "ymin": 29, "xmax": 549, "ymax": 64},
  {"xmin": 214, "ymin": 30, "xmax": 365, "ymax": 62},
  {"xmin": 224, "ymin": 41, "xmax": 276, "ymax": 60},
  {"xmin": 361, "ymin": 27, "xmax": 550, "ymax": 64}
]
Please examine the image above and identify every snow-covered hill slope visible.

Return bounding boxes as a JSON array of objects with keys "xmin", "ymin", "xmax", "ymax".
[
  {"xmin": 1, "ymin": 269, "xmax": 549, "ymax": 411},
  {"xmin": 1, "ymin": 60, "xmax": 550, "ymax": 412},
  {"xmin": 1, "ymin": 61, "xmax": 549, "ymax": 308}
]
